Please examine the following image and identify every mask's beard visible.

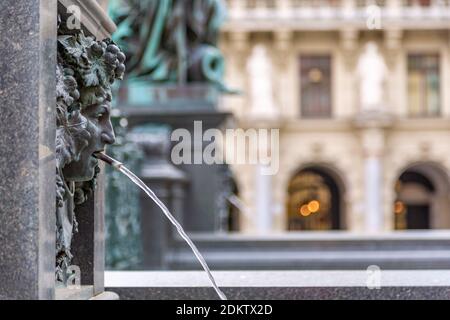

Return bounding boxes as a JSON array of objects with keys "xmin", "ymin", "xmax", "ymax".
[
  {"xmin": 55, "ymin": 113, "xmax": 94, "ymax": 284},
  {"xmin": 55, "ymin": 110, "xmax": 91, "ymax": 206}
]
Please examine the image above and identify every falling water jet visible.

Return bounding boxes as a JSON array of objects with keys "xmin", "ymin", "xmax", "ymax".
[{"xmin": 93, "ymin": 152, "xmax": 228, "ymax": 300}]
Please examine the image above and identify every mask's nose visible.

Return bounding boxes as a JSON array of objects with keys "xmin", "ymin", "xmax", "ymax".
[{"xmin": 101, "ymin": 121, "xmax": 116, "ymax": 145}]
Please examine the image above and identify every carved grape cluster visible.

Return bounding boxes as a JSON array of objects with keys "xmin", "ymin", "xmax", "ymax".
[
  {"xmin": 63, "ymin": 68, "xmax": 80, "ymax": 101},
  {"xmin": 58, "ymin": 31, "xmax": 126, "ymax": 95},
  {"xmin": 56, "ymin": 64, "xmax": 79, "ymax": 113},
  {"xmin": 89, "ymin": 41, "xmax": 126, "ymax": 82}
]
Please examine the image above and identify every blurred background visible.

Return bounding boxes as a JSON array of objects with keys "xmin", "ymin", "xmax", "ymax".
[{"xmin": 103, "ymin": 0, "xmax": 450, "ymax": 272}]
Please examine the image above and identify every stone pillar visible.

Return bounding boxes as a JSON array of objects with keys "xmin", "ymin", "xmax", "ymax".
[
  {"xmin": 228, "ymin": 31, "xmax": 249, "ymax": 118},
  {"xmin": 255, "ymin": 165, "xmax": 273, "ymax": 233},
  {"xmin": 342, "ymin": 0, "xmax": 356, "ymax": 19},
  {"xmin": 386, "ymin": 0, "xmax": 401, "ymax": 17},
  {"xmin": 0, "ymin": 0, "xmax": 57, "ymax": 299},
  {"xmin": 340, "ymin": 29, "xmax": 358, "ymax": 69},
  {"xmin": 276, "ymin": 0, "xmax": 291, "ymax": 18},
  {"xmin": 228, "ymin": 0, "xmax": 246, "ymax": 19},
  {"xmin": 384, "ymin": 29, "xmax": 403, "ymax": 68},
  {"xmin": 362, "ymin": 130, "xmax": 384, "ymax": 233},
  {"xmin": 129, "ymin": 126, "xmax": 187, "ymax": 269},
  {"xmin": 358, "ymin": 124, "xmax": 390, "ymax": 233},
  {"xmin": 274, "ymin": 30, "xmax": 293, "ymax": 118},
  {"xmin": 72, "ymin": 167, "xmax": 106, "ymax": 296}
]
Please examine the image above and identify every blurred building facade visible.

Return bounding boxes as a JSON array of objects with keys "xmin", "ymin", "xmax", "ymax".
[{"xmin": 220, "ymin": 0, "xmax": 450, "ymax": 234}]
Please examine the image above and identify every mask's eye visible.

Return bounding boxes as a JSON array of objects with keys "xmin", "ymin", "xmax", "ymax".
[
  {"xmin": 94, "ymin": 109, "xmax": 107, "ymax": 120},
  {"xmin": 96, "ymin": 105, "xmax": 109, "ymax": 120}
]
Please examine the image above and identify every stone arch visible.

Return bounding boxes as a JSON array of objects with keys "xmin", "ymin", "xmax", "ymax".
[
  {"xmin": 285, "ymin": 162, "xmax": 348, "ymax": 231},
  {"xmin": 392, "ymin": 161, "xmax": 450, "ymax": 229}
]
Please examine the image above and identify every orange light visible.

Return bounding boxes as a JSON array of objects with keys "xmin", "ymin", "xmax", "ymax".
[
  {"xmin": 308, "ymin": 200, "xmax": 320, "ymax": 213},
  {"xmin": 308, "ymin": 68, "xmax": 323, "ymax": 83},
  {"xmin": 299, "ymin": 205, "xmax": 311, "ymax": 217},
  {"xmin": 394, "ymin": 201, "xmax": 405, "ymax": 214}
]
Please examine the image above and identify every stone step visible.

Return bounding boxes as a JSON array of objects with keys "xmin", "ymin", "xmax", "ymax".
[
  {"xmin": 105, "ymin": 271, "xmax": 450, "ymax": 300},
  {"xmin": 164, "ymin": 231, "xmax": 450, "ymax": 270}
]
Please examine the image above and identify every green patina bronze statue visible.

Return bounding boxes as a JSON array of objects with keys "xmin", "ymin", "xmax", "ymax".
[
  {"xmin": 55, "ymin": 16, "xmax": 125, "ymax": 282},
  {"xmin": 108, "ymin": 0, "xmax": 229, "ymax": 90}
]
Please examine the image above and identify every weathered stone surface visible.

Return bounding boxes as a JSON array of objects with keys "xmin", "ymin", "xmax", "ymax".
[
  {"xmin": 165, "ymin": 231, "xmax": 450, "ymax": 270},
  {"xmin": 89, "ymin": 291, "xmax": 120, "ymax": 300},
  {"xmin": 55, "ymin": 286, "xmax": 94, "ymax": 300},
  {"xmin": 106, "ymin": 271, "xmax": 450, "ymax": 300},
  {"xmin": 59, "ymin": 0, "xmax": 116, "ymax": 40},
  {"xmin": 72, "ymin": 166, "xmax": 106, "ymax": 296},
  {"xmin": 0, "ymin": 0, "xmax": 57, "ymax": 300},
  {"xmin": 111, "ymin": 286, "xmax": 450, "ymax": 300}
]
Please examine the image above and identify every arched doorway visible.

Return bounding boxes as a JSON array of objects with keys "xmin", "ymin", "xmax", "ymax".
[
  {"xmin": 287, "ymin": 166, "xmax": 344, "ymax": 231},
  {"xmin": 394, "ymin": 163, "xmax": 450, "ymax": 230}
]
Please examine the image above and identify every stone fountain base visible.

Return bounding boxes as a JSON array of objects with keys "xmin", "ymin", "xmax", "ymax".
[
  {"xmin": 55, "ymin": 286, "xmax": 119, "ymax": 300},
  {"xmin": 105, "ymin": 270, "xmax": 450, "ymax": 300}
]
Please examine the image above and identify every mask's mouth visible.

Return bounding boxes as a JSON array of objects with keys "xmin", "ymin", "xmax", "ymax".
[
  {"xmin": 92, "ymin": 152, "xmax": 123, "ymax": 169},
  {"xmin": 93, "ymin": 149, "xmax": 104, "ymax": 156},
  {"xmin": 91, "ymin": 150, "xmax": 103, "ymax": 162}
]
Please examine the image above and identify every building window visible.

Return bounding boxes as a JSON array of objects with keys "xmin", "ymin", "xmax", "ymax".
[
  {"xmin": 407, "ymin": 54, "xmax": 440, "ymax": 117},
  {"xmin": 300, "ymin": 55, "xmax": 332, "ymax": 118},
  {"xmin": 404, "ymin": 0, "xmax": 432, "ymax": 6}
]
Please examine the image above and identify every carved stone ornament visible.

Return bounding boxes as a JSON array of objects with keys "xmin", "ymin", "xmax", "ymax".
[{"xmin": 56, "ymin": 16, "xmax": 125, "ymax": 283}]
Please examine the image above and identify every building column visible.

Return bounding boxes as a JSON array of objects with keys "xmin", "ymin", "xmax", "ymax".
[
  {"xmin": 342, "ymin": 0, "xmax": 356, "ymax": 19},
  {"xmin": 255, "ymin": 164, "xmax": 273, "ymax": 233},
  {"xmin": 386, "ymin": 0, "xmax": 401, "ymax": 18},
  {"xmin": 227, "ymin": 31, "xmax": 249, "ymax": 118},
  {"xmin": 361, "ymin": 128, "xmax": 386, "ymax": 233},
  {"xmin": 228, "ymin": 0, "xmax": 246, "ymax": 19},
  {"xmin": 276, "ymin": 0, "xmax": 291, "ymax": 18},
  {"xmin": 274, "ymin": 30, "xmax": 293, "ymax": 118},
  {"xmin": 0, "ymin": 0, "xmax": 57, "ymax": 299}
]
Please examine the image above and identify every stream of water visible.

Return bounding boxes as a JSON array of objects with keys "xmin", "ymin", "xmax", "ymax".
[{"xmin": 95, "ymin": 153, "xmax": 227, "ymax": 300}]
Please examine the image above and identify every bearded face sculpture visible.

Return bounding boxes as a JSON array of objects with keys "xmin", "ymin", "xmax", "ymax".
[{"xmin": 55, "ymin": 25, "xmax": 125, "ymax": 282}]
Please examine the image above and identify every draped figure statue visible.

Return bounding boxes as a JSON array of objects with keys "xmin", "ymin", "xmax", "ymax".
[{"xmin": 108, "ymin": 0, "xmax": 230, "ymax": 91}]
